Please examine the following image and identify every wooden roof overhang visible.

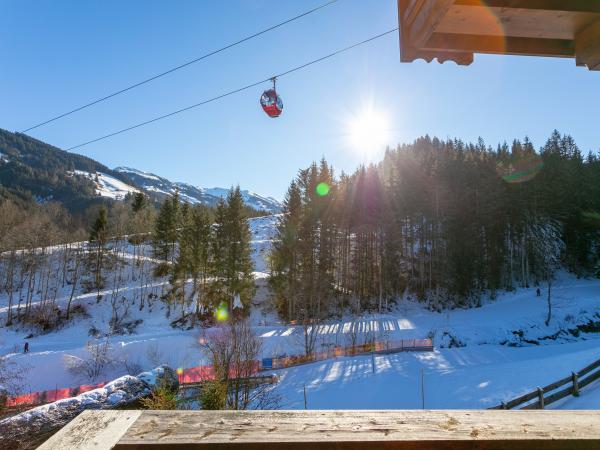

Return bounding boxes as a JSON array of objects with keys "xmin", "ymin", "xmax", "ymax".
[{"xmin": 397, "ymin": 0, "xmax": 600, "ymax": 70}]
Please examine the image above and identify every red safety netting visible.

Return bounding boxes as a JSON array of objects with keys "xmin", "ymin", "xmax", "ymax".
[
  {"xmin": 6, "ymin": 381, "xmax": 106, "ymax": 407},
  {"xmin": 6, "ymin": 340, "xmax": 431, "ymax": 408},
  {"xmin": 263, "ymin": 338, "xmax": 434, "ymax": 370}
]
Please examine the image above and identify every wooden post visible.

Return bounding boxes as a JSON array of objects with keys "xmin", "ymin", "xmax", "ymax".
[
  {"xmin": 572, "ymin": 371, "xmax": 580, "ymax": 396},
  {"xmin": 537, "ymin": 387, "xmax": 545, "ymax": 409},
  {"xmin": 371, "ymin": 351, "xmax": 375, "ymax": 374},
  {"xmin": 303, "ymin": 384, "xmax": 307, "ymax": 409},
  {"xmin": 421, "ymin": 369, "xmax": 425, "ymax": 409}
]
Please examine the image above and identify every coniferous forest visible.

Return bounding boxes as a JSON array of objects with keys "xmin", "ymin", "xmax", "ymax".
[{"xmin": 270, "ymin": 131, "xmax": 600, "ymax": 323}]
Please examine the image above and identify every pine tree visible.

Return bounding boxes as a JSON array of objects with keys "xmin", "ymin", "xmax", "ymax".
[
  {"xmin": 153, "ymin": 192, "xmax": 181, "ymax": 263},
  {"xmin": 178, "ymin": 205, "xmax": 213, "ymax": 317},
  {"xmin": 88, "ymin": 206, "xmax": 109, "ymax": 294},
  {"xmin": 210, "ymin": 188, "xmax": 255, "ymax": 314}
]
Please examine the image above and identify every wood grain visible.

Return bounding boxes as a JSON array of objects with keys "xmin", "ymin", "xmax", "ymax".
[{"xmin": 106, "ymin": 410, "xmax": 600, "ymax": 449}]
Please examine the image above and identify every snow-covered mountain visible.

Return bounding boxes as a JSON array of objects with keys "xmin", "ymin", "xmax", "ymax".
[
  {"xmin": 70, "ymin": 170, "xmax": 139, "ymax": 201},
  {"xmin": 115, "ymin": 166, "xmax": 282, "ymax": 213}
]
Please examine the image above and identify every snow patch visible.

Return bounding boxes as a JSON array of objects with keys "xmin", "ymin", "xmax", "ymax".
[{"xmin": 70, "ymin": 170, "xmax": 138, "ymax": 200}]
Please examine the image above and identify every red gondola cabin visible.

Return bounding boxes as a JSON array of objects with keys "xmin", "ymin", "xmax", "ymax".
[{"xmin": 260, "ymin": 78, "xmax": 283, "ymax": 118}]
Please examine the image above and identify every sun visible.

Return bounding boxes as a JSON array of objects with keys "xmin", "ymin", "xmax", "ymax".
[{"xmin": 346, "ymin": 106, "xmax": 390, "ymax": 159}]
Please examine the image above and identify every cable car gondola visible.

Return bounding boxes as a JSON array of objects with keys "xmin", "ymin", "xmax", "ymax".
[{"xmin": 260, "ymin": 77, "xmax": 283, "ymax": 118}]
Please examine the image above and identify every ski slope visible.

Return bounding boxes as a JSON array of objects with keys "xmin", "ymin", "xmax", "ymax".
[{"xmin": 70, "ymin": 170, "xmax": 139, "ymax": 200}]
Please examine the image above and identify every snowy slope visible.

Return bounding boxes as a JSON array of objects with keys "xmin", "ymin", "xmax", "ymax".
[
  {"xmin": 115, "ymin": 166, "xmax": 282, "ymax": 212},
  {"xmin": 70, "ymin": 170, "xmax": 139, "ymax": 200},
  {"xmin": 1, "ymin": 214, "xmax": 600, "ymax": 411},
  {"xmin": 204, "ymin": 187, "xmax": 282, "ymax": 213}
]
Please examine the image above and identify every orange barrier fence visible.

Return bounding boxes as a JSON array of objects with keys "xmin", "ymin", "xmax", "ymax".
[
  {"xmin": 5, "ymin": 363, "xmax": 261, "ymax": 408},
  {"xmin": 260, "ymin": 338, "xmax": 434, "ymax": 370},
  {"xmin": 177, "ymin": 361, "xmax": 260, "ymax": 384},
  {"xmin": 6, "ymin": 382, "xmax": 106, "ymax": 408},
  {"xmin": 6, "ymin": 339, "xmax": 432, "ymax": 408}
]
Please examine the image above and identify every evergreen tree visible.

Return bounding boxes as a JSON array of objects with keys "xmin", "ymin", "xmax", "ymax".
[
  {"xmin": 269, "ymin": 131, "xmax": 600, "ymax": 316},
  {"xmin": 153, "ymin": 192, "xmax": 180, "ymax": 263},
  {"xmin": 210, "ymin": 187, "xmax": 255, "ymax": 313},
  {"xmin": 88, "ymin": 206, "xmax": 109, "ymax": 293}
]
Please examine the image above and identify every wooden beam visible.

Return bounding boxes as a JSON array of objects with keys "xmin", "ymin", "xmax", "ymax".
[
  {"xmin": 41, "ymin": 410, "xmax": 600, "ymax": 449},
  {"xmin": 425, "ymin": 33, "xmax": 574, "ymax": 57},
  {"xmin": 575, "ymin": 20, "xmax": 600, "ymax": 69},
  {"xmin": 454, "ymin": 0, "xmax": 600, "ymax": 14},
  {"xmin": 407, "ymin": 0, "xmax": 455, "ymax": 49},
  {"xmin": 398, "ymin": 0, "xmax": 474, "ymax": 65}
]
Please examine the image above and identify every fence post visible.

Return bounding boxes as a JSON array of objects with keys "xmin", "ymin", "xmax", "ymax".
[
  {"xmin": 572, "ymin": 371, "xmax": 580, "ymax": 396},
  {"xmin": 371, "ymin": 351, "xmax": 375, "ymax": 374},
  {"xmin": 537, "ymin": 387, "xmax": 545, "ymax": 409},
  {"xmin": 303, "ymin": 384, "xmax": 307, "ymax": 409},
  {"xmin": 421, "ymin": 368, "xmax": 425, "ymax": 409}
]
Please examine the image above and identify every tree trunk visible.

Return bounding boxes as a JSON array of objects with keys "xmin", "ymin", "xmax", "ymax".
[{"xmin": 545, "ymin": 278, "xmax": 552, "ymax": 326}]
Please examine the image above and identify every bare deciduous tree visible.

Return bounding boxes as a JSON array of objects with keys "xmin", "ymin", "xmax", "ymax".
[
  {"xmin": 200, "ymin": 320, "xmax": 280, "ymax": 410},
  {"xmin": 63, "ymin": 339, "xmax": 115, "ymax": 382}
]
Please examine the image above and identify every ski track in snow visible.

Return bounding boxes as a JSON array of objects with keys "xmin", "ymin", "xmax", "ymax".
[{"xmin": 1, "ymin": 214, "xmax": 600, "ymax": 409}]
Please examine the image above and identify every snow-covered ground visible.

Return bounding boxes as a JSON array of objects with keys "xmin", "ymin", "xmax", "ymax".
[
  {"xmin": 1, "ymin": 214, "xmax": 599, "ymax": 410},
  {"xmin": 70, "ymin": 170, "xmax": 138, "ymax": 200}
]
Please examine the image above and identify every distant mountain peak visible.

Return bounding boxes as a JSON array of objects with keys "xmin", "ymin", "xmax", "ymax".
[{"xmin": 114, "ymin": 167, "xmax": 281, "ymax": 212}]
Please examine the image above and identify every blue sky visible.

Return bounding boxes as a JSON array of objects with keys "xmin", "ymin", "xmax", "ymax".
[{"xmin": 1, "ymin": 0, "xmax": 599, "ymax": 199}]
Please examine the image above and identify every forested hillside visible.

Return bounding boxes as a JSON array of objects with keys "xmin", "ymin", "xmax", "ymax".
[
  {"xmin": 0, "ymin": 128, "xmax": 134, "ymax": 212},
  {"xmin": 271, "ymin": 131, "xmax": 600, "ymax": 320}
]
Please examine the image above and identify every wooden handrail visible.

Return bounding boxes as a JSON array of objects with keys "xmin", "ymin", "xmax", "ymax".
[
  {"xmin": 491, "ymin": 355, "xmax": 600, "ymax": 410},
  {"xmin": 38, "ymin": 410, "xmax": 600, "ymax": 449}
]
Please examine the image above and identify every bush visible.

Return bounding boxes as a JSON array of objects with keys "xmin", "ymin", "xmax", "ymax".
[
  {"xmin": 140, "ymin": 379, "xmax": 178, "ymax": 410},
  {"xmin": 199, "ymin": 380, "xmax": 227, "ymax": 410}
]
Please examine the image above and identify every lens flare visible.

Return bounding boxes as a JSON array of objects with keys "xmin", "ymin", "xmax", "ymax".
[
  {"xmin": 316, "ymin": 182, "xmax": 330, "ymax": 197},
  {"xmin": 215, "ymin": 302, "xmax": 229, "ymax": 322},
  {"xmin": 496, "ymin": 154, "xmax": 543, "ymax": 184},
  {"xmin": 437, "ymin": 1, "xmax": 507, "ymax": 53}
]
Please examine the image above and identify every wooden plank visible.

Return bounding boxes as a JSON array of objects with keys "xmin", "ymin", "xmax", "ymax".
[
  {"xmin": 111, "ymin": 410, "xmax": 600, "ymax": 449},
  {"xmin": 544, "ymin": 385, "xmax": 574, "ymax": 406},
  {"xmin": 425, "ymin": 33, "xmax": 574, "ymax": 57},
  {"xmin": 579, "ymin": 367, "xmax": 600, "ymax": 389},
  {"xmin": 438, "ymin": 6, "xmax": 599, "ymax": 40},
  {"xmin": 454, "ymin": 0, "xmax": 600, "ymax": 14},
  {"xmin": 398, "ymin": 0, "xmax": 473, "ymax": 65},
  {"xmin": 38, "ymin": 410, "xmax": 141, "ymax": 450},
  {"xmin": 406, "ymin": 0, "xmax": 455, "ymax": 49},
  {"xmin": 577, "ymin": 357, "xmax": 600, "ymax": 378},
  {"xmin": 541, "ymin": 374, "xmax": 572, "ymax": 393},
  {"xmin": 502, "ymin": 389, "xmax": 538, "ymax": 409}
]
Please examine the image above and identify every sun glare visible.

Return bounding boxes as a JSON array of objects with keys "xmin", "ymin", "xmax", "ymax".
[{"xmin": 346, "ymin": 106, "xmax": 390, "ymax": 159}]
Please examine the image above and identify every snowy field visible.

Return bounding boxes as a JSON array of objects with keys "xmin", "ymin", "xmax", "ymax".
[{"xmin": 1, "ymin": 214, "xmax": 600, "ymax": 410}]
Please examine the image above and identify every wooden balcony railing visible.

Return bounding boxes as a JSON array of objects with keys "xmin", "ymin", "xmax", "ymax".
[{"xmin": 39, "ymin": 409, "xmax": 600, "ymax": 449}]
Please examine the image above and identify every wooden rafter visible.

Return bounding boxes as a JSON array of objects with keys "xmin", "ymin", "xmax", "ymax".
[
  {"xmin": 453, "ymin": 0, "xmax": 600, "ymax": 14},
  {"xmin": 397, "ymin": 0, "xmax": 600, "ymax": 70}
]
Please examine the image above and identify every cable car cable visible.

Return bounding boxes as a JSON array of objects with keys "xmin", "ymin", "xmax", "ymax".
[
  {"xmin": 65, "ymin": 27, "xmax": 398, "ymax": 151},
  {"xmin": 20, "ymin": 0, "xmax": 340, "ymax": 133}
]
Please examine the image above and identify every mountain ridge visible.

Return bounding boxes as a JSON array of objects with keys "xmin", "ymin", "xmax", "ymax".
[
  {"xmin": 0, "ymin": 128, "xmax": 281, "ymax": 213},
  {"xmin": 114, "ymin": 166, "xmax": 282, "ymax": 212}
]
